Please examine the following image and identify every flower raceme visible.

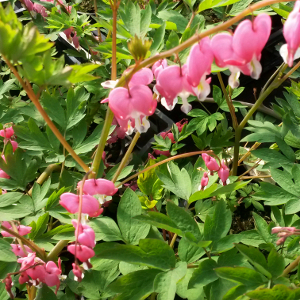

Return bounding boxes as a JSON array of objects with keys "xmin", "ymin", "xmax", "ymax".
[
  {"xmin": 211, "ymin": 14, "xmax": 272, "ymax": 88},
  {"xmin": 1, "ymin": 221, "xmax": 31, "ymax": 237},
  {"xmin": 280, "ymin": 0, "xmax": 300, "ymax": 66}
]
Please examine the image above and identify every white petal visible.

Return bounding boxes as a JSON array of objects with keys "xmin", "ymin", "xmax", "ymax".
[
  {"xmin": 135, "ymin": 116, "xmax": 150, "ymax": 133},
  {"xmin": 126, "ymin": 120, "xmax": 134, "ymax": 135},
  {"xmin": 228, "ymin": 68, "xmax": 240, "ymax": 89},
  {"xmin": 161, "ymin": 97, "xmax": 178, "ymax": 111},
  {"xmin": 101, "ymin": 80, "xmax": 118, "ymax": 89},
  {"xmin": 279, "ymin": 44, "xmax": 288, "ymax": 64},
  {"xmin": 249, "ymin": 56, "xmax": 262, "ymax": 80},
  {"xmin": 179, "ymin": 94, "xmax": 192, "ymax": 114}
]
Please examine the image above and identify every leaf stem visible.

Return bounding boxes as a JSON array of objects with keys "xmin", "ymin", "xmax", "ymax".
[
  {"xmin": 47, "ymin": 240, "xmax": 69, "ymax": 261},
  {"xmin": 28, "ymin": 164, "xmax": 61, "ymax": 197},
  {"xmin": 0, "ymin": 225, "xmax": 46, "ymax": 260},
  {"xmin": 217, "ymin": 72, "xmax": 238, "ymax": 129},
  {"xmin": 282, "ymin": 255, "xmax": 300, "ymax": 277},
  {"xmin": 112, "ymin": 132, "xmax": 140, "ymax": 183},
  {"xmin": 2, "ymin": 55, "xmax": 89, "ymax": 172},
  {"xmin": 170, "ymin": 233, "xmax": 178, "ymax": 249},
  {"xmin": 116, "ymin": 150, "xmax": 213, "ymax": 188}
]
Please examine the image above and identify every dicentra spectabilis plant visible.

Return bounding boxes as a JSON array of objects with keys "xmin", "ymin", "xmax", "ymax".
[{"xmin": 2, "ymin": 0, "xmax": 300, "ymax": 299}]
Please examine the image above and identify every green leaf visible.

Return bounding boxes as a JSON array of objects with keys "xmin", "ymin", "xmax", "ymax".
[
  {"xmin": 246, "ymin": 284, "xmax": 298, "ymax": 300},
  {"xmin": 29, "ymin": 212, "xmax": 49, "ymax": 240},
  {"xmin": 235, "ymin": 244, "xmax": 271, "ymax": 279},
  {"xmin": 166, "ymin": 201, "xmax": 201, "ymax": 239},
  {"xmin": 215, "ymin": 266, "xmax": 266, "ymax": 287},
  {"xmin": 140, "ymin": 4, "xmax": 152, "ymax": 38},
  {"xmin": 68, "ymin": 64, "xmax": 100, "ymax": 84},
  {"xmin": 189, "ymin": 259, "xmax": 218, "ymax": 288},
  {"xmin": 157, "ymin": 10, "xmax": 188, "ymax": 33},
  {"xmin": 108, "ymin": 269, "xmax": 162, "ymax": 300},
  {"xmin": 0, "ymin": 239, "xmax": 16, "ymax": 262},
  {"xmin": 134, "ymin": 212, "xmax": 183, "ymax": 235},
  {"xmin": 89, "ymin": 217, "xmax": 123, "ymax": 242},
  {"xmin": 253, "ymin": 212, "xmax": 272, "ymax": 243},
  {"xmin": 204, "ymin": 200, "xmax": 232, "ymax": 243},
  {"xmin": 117, "ymin": 188, "xmax": 150, "ymax": 245},
  {"xmin": 35, "ymin": 284, "xmax": 57, "ymax": 300},
  {"xmin": 97, "ymin": 239, "xmax": 176, "ymax": 270},
  {"xmin": 0, "ymin": 201, "xmax": 32, "ymax": 221},
  {"xmin": 276, "ymin": 137, "xmax": 296, "ymax": 162},
  {"xmin": 157, "ymin": 162, "xmax": 192, "ymax": 200},
  {"xmin": 154, "ymin": 262, "xmax": 187, "ymax": 300},
  {"xmin": 0, "ymin": 192, "xmax": 24, "ymax": 207},
  {"xmin": 267, "ymin": 249, "xmax": 285, "ymax": 279},
  {"xmin": 150, "ymin": 23, "xmax": 166, "ymax": 54},
  {"xmin": 120, "ymin": 2, "xmax": 141, "ymax": 37},
  {"xmin": 178, "ymin": 237, "xmax": 205, "ymax": 263},
  {"xmin": 189, "ymin": 183, "xmax": 218, "ymax": 203},
  {"xmin": 165, "ymin": 31, "xmax": 180, "ymax": 50},
  {"xmin": 252, "ymin": 148, "xmax": 293, "ymax": 167},
  {"xmin": 210, "ymin": 180, "xmax": 251, "ymax": 197}
]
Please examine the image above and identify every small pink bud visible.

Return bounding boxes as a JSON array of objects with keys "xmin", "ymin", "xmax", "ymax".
[
  {"xmin": 1, "ymin": 223, "xmax": 31, "ymax": 237},
  {"xmin": 276, "ymin": 237, "xmax": 287, "ymax": 246},
  {"xmin": 67, "ymin": 244, "xmax": 95, "ymax": 262},
  {"xmin": 0, "ymin": 169, "xmax": 10, "ymax": 179},
  {"xmin": 4, "ymin": 275, "xmax": 14, "ymax": 299},
  {"xmin": 19, "ymin": 271, "xmax": 29, "ymax": 285},
  {"xmin": 201, "ymin": 153, "xmax": 219, "ymax": 172},
  {"xmin": 199, "ymin": 172, "xmax": 209, "ymax": 190},
  {"xmin": 218, "ymin": 160, "xmax": 229, "ymax": 186},
  {"xmin": 72, "ymin": 263, "xmax": 83, "ymax": 282},
  {"xmin": 152, "ymin": 59, "xmax": 168, "ymax": 78},
  {"xmin": 175, "ymin": 119, "xmax": 188, "ymax": 132},
  {"xmin": 10, "ymin": 141, "xmax": 18, "ymax": 152}
]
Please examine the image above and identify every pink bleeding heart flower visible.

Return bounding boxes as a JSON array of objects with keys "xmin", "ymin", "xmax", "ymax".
[
  {"xmin": 280, "ymin": 0, "xmax": 300, "ymax": 66},
  {"xmin": 212, "ymin": 14, "xmax": 271, "ymax": 88},
  {"xmin": 272, "ymin": 227, "xmax": 297, "ymax": 234},
  {"xmin": 19, "ymin": 271, "xmax": 30, "ymax": 285},
  {"xmin": 0, "ymin": 127, "xmax": 14, "ymax": 139},
  {"xmin": 11, "ymin": 244, "xmax": 33, "ymax": 257},
  {"xmin": 1, "ymin": 222, "xmax": 31, "ymax": 237},
  {"xmin": 152, "ymin": 59, "xmax": 168, "ymax": 78},
  {"xmin": 218, "ymin": 160, "xmax": 229, "ymax": 186},
  {"xmin": 128, "ymin": 68, "xmax": 153, "ymax": 88},
  {"xmin": 23, "ymin": 0, "xmax": 34, "ymax": 11},
  {"xmin": 33, "ymin": 3, "xmax": 48, "ymax": 17},
  {"xmin": 108, "ymin": 85, "xmax": 156, "ymax": 134},
  {"xmin": 199, "ymin": 172, "xmax": 209, "ymax": 191},
  {"xmin": 107, "ymin": 118, "xmax": 126, "ymax": 144},
  {"xmin": 18, "ymin": 253, "xmax": 36, "ymax": 270},
  {"xmin": 0, "ymin": 169, "xmax": 10, "ymax": 179},
  {"xmin": 10, "ymin": 140, "xmax": 18, "ymax": 152},
  {"xmin": 26, "ymin": 264, "xmax": 47, "ymax": 282},
  {"xmin": 202, "ymin": 153, "xmax": 219, "ymax": 173},
  {"xmin": 64, "ymin": 28, "xmax": 73, "ymax": 42},
  {"xmin": 77, "ymin": 179, "xmax": 118, "ymax": 197},
  {"xmin": 44, "ymin": 260, "xmax": 61, "ymax": 292},
  {"xmin": 186, "ymin": 37, "xmax": 214, "ymax": 100},
  {"xmin": 67, "ymin": 244, "xmax": 95, "ymax": 262},
  {"xmin": 72, "ymin": 263, "xmax": 83, "ymax": 282},
  {"xmin": 59, "ymin": 193, "xmax": 103, "ymax": 217},
  {"xmin": 155, "ymin": 65, "xmax": 194, "ymax": 114},
  {"xmin": 72, "ymin": 220, "xmax": 96, "ymax": 248},
  {"xmin": 175, "ymin": 119, "xmax": 188, "ymax": 132},
  {"xmin": 4, "ymin": 275, "xmax": 14, "ymax": 299}
]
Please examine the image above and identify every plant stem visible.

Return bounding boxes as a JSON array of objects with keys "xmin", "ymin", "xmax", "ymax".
[
  {"xmin": 28, "ymin": 164, "xmax": 61, "ymax": 197},
  {"xmin": 47, "ymin": 240, "xmax": 69, "ymax": 261},
  {"xmin": 2, "ymin": 56, "xmax": 89, "ymax": 172},
  {"xmin": 150, "ymin": 292, "xmax": 157, "ymax": 300},
  {"xmin": 217, "ymin": 72, "xmax": 238, "ymax": 129},
  {"xmin": 89, "ymin": 0, "xmax": 119, "ymax": 178},
  {"xmin": 116, "ymin": 150, "xmax": 213, "ymax": 188},
  {"xmin": 282, "ymin": 255, "xmax": 300, "ymax": 277},
  {"xmin": 239, "ymin": 175, "xmax": 272, "ymax": 179},
  {"xmin": 231, "ymin": 60, "xmax": 300, "ymax": 176},
  {"xmin": 238, "ymin": 142, "xmax": 261, "ymax": 166},
  {"xmin": 1, "ymin": 225, "xmax": 46, "ymax": 260},
  {"xmin": 93, "ymin": 0, "xmax": 102, "ymax": 43},
  {"xmin": 112, "ymin": 132, "xmax": 140, "ymax": 183},
  {"xmin": 170, "ymin": 233, "xmax": 178, "ymax": 249}
]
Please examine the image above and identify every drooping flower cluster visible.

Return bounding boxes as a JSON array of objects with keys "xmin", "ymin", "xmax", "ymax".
[
  {"xmin": 0, "ymin": 126, "xmax": 18, "ymax": 152},
  {"xmin": 199, "ymin": 153, "xmax": 229, "ymax": 190},
  {"xmin": 59, "ymin": 178, "xmax": 118, "ymax": 280},
  {"xmin": 17, "ymin": 253, "xmax": 62, "ymax": 293},
  {"xmin": 271, "ymin": 226, "xmax": 300, "ymax": 245},
  {"xmin": 1, "ymin": 221, "xmax": 31, "ymax": 237},
  {"xmin": 101, "ymin": 14, "xmax": 272, "ymax": 136},
  {"xmin": 280, "ymin": 0, "xmax": 300, "ymax": 66},
  {"xmin": 64, "ymin": 27, "xmax": 80, "ymax": 50}
]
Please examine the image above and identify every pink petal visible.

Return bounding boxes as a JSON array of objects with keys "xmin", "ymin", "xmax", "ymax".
[
  {"xmin": 129, "ymin": 68, "xmax": 153, "ymax": 87},
  {"xmin": 78, "ymin": 179, "xmax": 118, "ymax": 196}
]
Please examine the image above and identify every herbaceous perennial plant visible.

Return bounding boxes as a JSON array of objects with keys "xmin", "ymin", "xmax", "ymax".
[{"xmin": 1, "ymin": 0, "xmax": 300, "ymax": 299}]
